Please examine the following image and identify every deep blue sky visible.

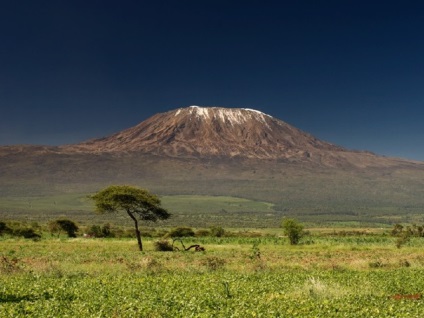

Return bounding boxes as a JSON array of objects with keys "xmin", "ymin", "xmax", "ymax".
[{"xmin": 1, "ymin": 1, "xmax": 423, "ymax": 160}]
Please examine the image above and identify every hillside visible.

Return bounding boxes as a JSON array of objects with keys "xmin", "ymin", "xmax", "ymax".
[{"xmin": 62, "ymin": 106, "xmax": 419, "ymax": 169}]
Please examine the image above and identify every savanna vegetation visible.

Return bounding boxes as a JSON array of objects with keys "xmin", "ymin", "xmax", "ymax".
[
  {"xmin": 1, "ymin": 219, "xmax": 424, "ymax": 317},
  {"xmin": 1, "ymin": 184, "xmax": 424, "ymax": 316},
  {"xmin": 2, "ymin": 192, "xmax": 423, "ymax": 229}
]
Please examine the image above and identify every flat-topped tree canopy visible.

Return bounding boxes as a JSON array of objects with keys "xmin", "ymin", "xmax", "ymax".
[{"xmin": 91, "ymin": 185, "xmax": 170, "ymax": 251}]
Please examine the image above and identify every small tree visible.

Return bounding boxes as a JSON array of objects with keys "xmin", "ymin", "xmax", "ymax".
[
  {"xmin": 48, "ymin": 219, "xmax": 79, "ymax": 238},
  {"xmin": 281, "ymin": 218, "xmax": 304, "ymax": 245},
  {"xmin": 90, "ymin": 185, "xmax": 170, "ymax": 251}
]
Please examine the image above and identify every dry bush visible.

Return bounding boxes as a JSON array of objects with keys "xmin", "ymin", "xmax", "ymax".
[
  {"xmin": 154, "ymin": 240, "xmax": 174, "ymax": 251},
  {"xmin": 0, "ymin": 256, "xmax": 23, "ymax": 274}
]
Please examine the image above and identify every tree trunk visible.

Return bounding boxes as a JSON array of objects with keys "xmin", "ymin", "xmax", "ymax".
[{"xmin": 127, "ymin": 210, "xmax": 143, "ymax": 251}]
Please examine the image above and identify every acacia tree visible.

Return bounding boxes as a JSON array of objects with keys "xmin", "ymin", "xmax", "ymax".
[{"xmin": 91, "ymin": 185, "xmax": 170, "ymax": 251}]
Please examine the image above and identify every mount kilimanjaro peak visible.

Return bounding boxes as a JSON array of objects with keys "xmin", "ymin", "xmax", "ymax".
[
  {"xmin": 66, "ymin": 106, "xmax": 346, "ymax": 161},
  {"xmin": 1, "ymin": 105, "xmax": 424, "ymax": 224}
]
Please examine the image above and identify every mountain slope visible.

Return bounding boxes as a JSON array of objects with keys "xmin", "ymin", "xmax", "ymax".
[
  {"xmin": 65, "ymin": 106, "xmax": 341, "ymax": 158},
  {"xmin": 62, "ymin": 106, "xmax": 421, "ymax": 169},
  {"xmin": 1, "ymin": 106, "xmax": 424, "ymax": 225}
]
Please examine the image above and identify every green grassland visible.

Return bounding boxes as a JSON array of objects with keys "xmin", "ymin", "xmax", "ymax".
[
  {"xmin": 1, "ymin": 152, "xmax": 424, "ymax": 228},
  {"xmin": 1, "ymin": 234, "xmax": 424, "ymax": 317},
  {"xmin": 0, "ymin": 194, "xmax": 274, "ymax": 214},
  {"xmin": 1, "ymin": 191, "xmax": 422, "ymax": 228},
  {"xmin": 0, "ymin": 194, "xmax": 278, "ymax": 227}
]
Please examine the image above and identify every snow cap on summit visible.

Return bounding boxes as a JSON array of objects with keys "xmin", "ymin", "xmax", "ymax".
[
  {"xmin": 182, "ymin": 105, "xmax": 271, "ymax": 126},
  {"xmin": 66, "ymin": 104, "xmax": 345, "ymax": 159}
]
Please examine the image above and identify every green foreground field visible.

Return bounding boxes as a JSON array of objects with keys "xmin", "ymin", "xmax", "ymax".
[{"xmin": 1, "ymin": 234, "xmax": 424, "ymax": 317}]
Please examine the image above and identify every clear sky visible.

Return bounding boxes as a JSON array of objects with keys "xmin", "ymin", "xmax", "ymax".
[{"xmin": 1, "ymin": 1, "xmax": 423, "ymax": 160}]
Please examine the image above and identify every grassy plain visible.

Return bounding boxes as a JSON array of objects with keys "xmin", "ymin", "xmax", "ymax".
[
  {"xmin": 1, "ymin": 233, "xmax": 424, "ymax": 317},
  {"xmin": 1, "ymin": 192, "xmax": 423, "ymax": 228},
  {"xmin": 0, "ymin": 194, "xmax": 279, "ymax": 227},
  {"xmin": 2, "ymin": 151, "xmax": 424, "ymax": 227}
]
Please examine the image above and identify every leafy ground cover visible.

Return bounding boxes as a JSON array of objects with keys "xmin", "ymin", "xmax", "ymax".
[{"xmin": 1, "ymin": 235, "xmax": 424, "ymax": 317}]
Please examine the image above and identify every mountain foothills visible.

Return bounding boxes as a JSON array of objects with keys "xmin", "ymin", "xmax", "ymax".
[{"xmin": 1, "ymin": 106, "xmax": 424, "ymax": 225}]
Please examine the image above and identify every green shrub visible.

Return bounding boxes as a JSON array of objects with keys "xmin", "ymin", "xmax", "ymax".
[
  {"xmin": 210, "ymin": 226, "xmax": 225, "ymax": 237},
  {"xmin": 1, "ymin": 221, "xmax": 41, "ymax": 239},
  {"xmin": 281, "ymin": 218, "xmax": 304, "ymax": 245},
  {"xmin": 0, "ymin": 221, "xmax": 11, "ymax": 236},
  {"xmin": 48, "ymin": 219, "xmax": 79, "ymax": 238},
  {"xmin": 88, "ymin": 224, "xmax": 115, "ymax": 238},
  {"xmin": 13, "ymin": 228, "xmax": 41, "ymax": 240}
]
